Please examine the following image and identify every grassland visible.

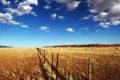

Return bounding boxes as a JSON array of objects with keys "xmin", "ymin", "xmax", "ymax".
[
  {"xmin": 0, "ymin": 48, "xmax": 45, "ymax": 80},
  {"xmin": 0, "ymin": 46, "xmax": 120, "ymax": 80},
  {"xmin": 41, "ymin": 46, "xmax": 120, "ymax": 80}
]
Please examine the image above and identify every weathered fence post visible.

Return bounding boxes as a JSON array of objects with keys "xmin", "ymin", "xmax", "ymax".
[
  {"xmin": 43, "ymin": 50, "xmax": 46, "ymax": 64},
  {"xmin": 66, "ymin": 56, "xmax": 69, "ymax": 80},
  {"xmin": 51, "ymin": 53, "xmax": 54, "ymax": 76},
  {"xmin": 41, "ymin": 50, "xmax": 43, "ymax": 62},
  {"xmin": 56, "ymin": 53, "xmax": 59, "ymax": 80},
  {"xmin": 88, "ymin": 58, "xmax": 92, "ymax": 80}
]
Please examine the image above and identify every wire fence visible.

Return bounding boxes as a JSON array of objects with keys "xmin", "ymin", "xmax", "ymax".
[{"xmin": 36, "ymin": 48, "xmax": 120, "ymax": 80}]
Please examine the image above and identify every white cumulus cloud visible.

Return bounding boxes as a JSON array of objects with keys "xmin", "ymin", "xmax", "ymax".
[
  {"xmin": 67, "ymin": 1, "xmax": 81, "ymax": 10},
  {"xmin": 55, "ymin": 0, "xmax": 81, "ymax": 10},
  {"xmin": 112, "ymin": 20, "xmax": 120, "ymax": 25},
  {"xmin": 39, "ymin": 26, "xmax": 49, "ymax": 32},
  {"xmin": 0, "ymin": 13, "xmax": 20, "ymax": 25},
  {"xmin": 21, "ymin": 25, "xmax": 29, "ymax": 29},
  {"xmin": 87, "ymin": 0, "xmax": 120, "ymax": 28},
  {"xmin": 8, "ymin": 20, "xmax": 20, "ymax": 25},
  {"xmin": 44, "ymin": 5, "xmax": 51, "ymax": 9},
  {"xmin": 100, "ymin": 22, "xmax": 110, "ymax": 28},
  {"xmin": 66, "ymin": 27, "xmax": 75, "ymax": 32},
  {"xmin": 26, "ymin": 0, "xmax": 38, "ymax": 5},
  {"xmin": 7, "ymin": 0, "xmax": 38, "ymax": 16},
  {"xmin": 58, "ymin": 16, "xmax": 65, "ymax": 19},
  {"xmin": 51, "ymin": 13, "xmax": 57, "ymax": 19},
  {"xmin": 1, "ymin": 0, "xmax": 11, "ymax": 6},
  {"xmin": 82, "ymin": 15, "xmax": 92, "ymax": 20}
]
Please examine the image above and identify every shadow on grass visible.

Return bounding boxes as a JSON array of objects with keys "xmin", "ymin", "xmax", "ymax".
[
  {"xmin": 36, "ymin": 48, "xmax": 66, "ymax": 80},
  {"xmin": 37, "ymin": 48, "xmax": 49, "ymax": 80}
]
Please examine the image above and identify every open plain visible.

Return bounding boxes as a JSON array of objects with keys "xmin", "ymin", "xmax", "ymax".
[{"xmin": 0, "ymin": 46, "xmax": 120, "ymax": 80}]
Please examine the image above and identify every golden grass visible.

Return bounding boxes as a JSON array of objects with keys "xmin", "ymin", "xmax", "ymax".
[
  {"xmin": 0, "ymin": 48, "xmax": 45, "ymax": 80},
  {"xmin": 0, "ymin": 47, "xmax": 120, "ymax": 80},
  {"xmin": 41, "ymin": 47, "xmax": 120, "ymax": 80},
  {"xmin": 42, "ymin": 47, "xmax": 120, "ymax": 56}
]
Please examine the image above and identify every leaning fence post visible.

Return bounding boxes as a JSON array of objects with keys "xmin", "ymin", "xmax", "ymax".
[
  {"xmin": 88, "ymin": 58, "xmax": 92, "ymax": 80},
  {"xmin": 66, "ymin": 56, "xmax": 69, "ymax": 80},
  {"xmin": 56, "ymin": 53, "xmax": 59, "ymax": 80}
]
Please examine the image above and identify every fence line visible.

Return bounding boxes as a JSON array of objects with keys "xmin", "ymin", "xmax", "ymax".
[
  {"xmin": 37, "ymin": 48, "xmax": 66, "ymax": 80},
  {"xmin": 66, "ymin": 56, "xmax": 69, "ymax": 80},
  {"xmin": 88, "ymin": 58, "xmax": 92, "ymax": 80},
  {"xmin": 37, "ymin": 48, "xmax": 93, "ymax": 80},
  {"xmin": 56, "ymin": 53, "xmax": 59, "ymax": 80}
]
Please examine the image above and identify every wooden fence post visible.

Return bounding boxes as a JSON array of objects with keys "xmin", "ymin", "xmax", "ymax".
[
  {"xmin": 56, "ymin": 53, "xmax": 59, "ymax": 80},
  {"xmin": 42, "ymin": 50, "xmax": 44, "ymax": 63},
  {"xmin": 88, "ymin": 58, "xmax": 92, "ymax": 80},
  {"xmin": 43, "ymin": 50, "xmax": 46, "ymax": 64},
  {"xmin": 51, "ymin": 53, "xmax": 54, "ymax": 76},
  {"xmin": 66, "ymin": 56, "xmax": 69, "ymax": 80}
]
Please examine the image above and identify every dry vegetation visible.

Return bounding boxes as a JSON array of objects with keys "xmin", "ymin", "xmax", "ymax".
[
  {"xmin": 41, "ymin": 47, "xmax": 120, "ymax": 80},
  {"xmin": 0, "ymin": 48, "xmax": 45, "ymax": 80},
  {"xmin": 0, "ymin": 46, "xmax": 120, "ymax": 80}
]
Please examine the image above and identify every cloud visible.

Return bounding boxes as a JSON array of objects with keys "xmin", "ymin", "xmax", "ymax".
[
  {"xmin": 55, "ymin": 0, "xmax": 81, "ymax": 10},
  {"xmin": 55, "ymin": 0, "xmax": 70, "ymax": 3},
  {"xmin": 67, "ymin": 1, "xmax": 81, "ymax": 10},
  {"xmin": 58, "ymin": 16, "xmax": 65, "ymax": 19},
  {"xmin": 80, "ymin": 27, "xmax": 89, "ymax": 30},
  {"xmin": 0, "ymin": 0, "xmax": 38, "ymax": 28},
  {"xmin": 93, "ymin": 12, "xmax": 108, "ymax": 21},
  {"xmin": 112, "ymin": 20, "xmax": 120, "ymax": 25},
  {"xmin": 44, "ymin": 5, "xmax": 51, "ymax": 9},
  {"xmin": 39, "ymin": 26, "xmax": 49, "ymax": 32},
  {"xmin": 66, "ymin": 27, "xmax": 74, "ymax": 32},
  {"xmin": 100, "ymin": 22, "xmax": 110, "ymax": 28},
  {"xmin": 87, "ymin": 0, "xmax": 114, "ymax": 13},
  {"xmin": 51, "ymin": 13, "xmax": 57, "ymax": 19},
  {"xmin": 82, "ymin": 15, "xmax": 92, "ymax": 20},
  {"xmin": 0, "ymin": 13, "xmax": 30, "ymax": 28},
  {"xmin": 30, "ymin": 12, "xmax": 37, "ymax": 16},
  {"xmin": 99, "ymin": 20, "xmax": 120, "ymax": 28},
  {"xmin": 26, "ymin": 0, "xmax": 38, "ymax": 5},
  {"xmin": 7, "ymin": 0, "xmax": 38, "ymax": 16},
  {"xmin": 96, "ymin": 30, "xmax": 100, "ymax": 32},
  {"xmin": 1, "ymin": 0, "xmax": 11, "ymax": 6},
  {"xmin": 8, "ymin": 20, "xmax": 20, "ymax": 25},
  {"xmin": 45, "ymin": 0, "xmax": 52, "ymax": 4},
  {"xmin": 21, "ymin": 25, "xmax": 29, "ymax": 29},
  {"xmin": 0, "ymin": 13, "xmax": 20, "ymax": 25},
  {"xmin": 15, "ymin": 0, "xmax": 19, "ymax": 3},
  {"xmin": 87, "ymin": 0, "xmax": 120, "ymax": 27},
  {"xmin": 50, "ymin": 13, "xmax": 65, "ymax": 20}
]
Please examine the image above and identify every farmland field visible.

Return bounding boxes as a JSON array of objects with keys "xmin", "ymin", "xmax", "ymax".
[
  {"xmin": 0, "ymin": 48, "xmax": 46, "ymax": 80},
  {"xmin": 41, "ymin": 47, "xmax": 120, "ymax": 80},
  {"xmin": 0, "ymin": 47, "xmax": 120, "ymax": 80}
]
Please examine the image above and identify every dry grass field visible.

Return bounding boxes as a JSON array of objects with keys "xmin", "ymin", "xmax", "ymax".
[
  {"xmin": 0, "ymin": 47, "xmax": 120, "ymax": 80},
  {"xmin": 41, "ymin": 47, "xmax": 120, "ymax": 80},
  {"xmin": 0, "ymin": 48, "xmax": 45, "ymax": 80}
]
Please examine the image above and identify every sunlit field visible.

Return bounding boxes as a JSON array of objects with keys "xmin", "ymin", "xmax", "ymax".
[
  {"xmin": 0, "ymin": 47, "xmax": 120, "ymax": 80},
  {"xmin": 0, "ymin": 48, "xmax": 45, "ymax": 80},
  {"xmin": 42, "ymin": 47, "xmax": 120, "ymax": 80}
]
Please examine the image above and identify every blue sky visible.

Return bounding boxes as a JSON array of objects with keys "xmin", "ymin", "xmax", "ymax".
[{"xmin": 0, "ymin": 0, "xmax": 120, "ymax": 47}]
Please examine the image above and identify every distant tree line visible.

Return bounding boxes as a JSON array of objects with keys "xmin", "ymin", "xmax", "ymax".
[
  {"xmin": 0, "ymin": 45, "xmax": 12, "ymax": 48},
  {"xmin": 43, "ymin": 44, "xmax": 120, "ymax": 48}
]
